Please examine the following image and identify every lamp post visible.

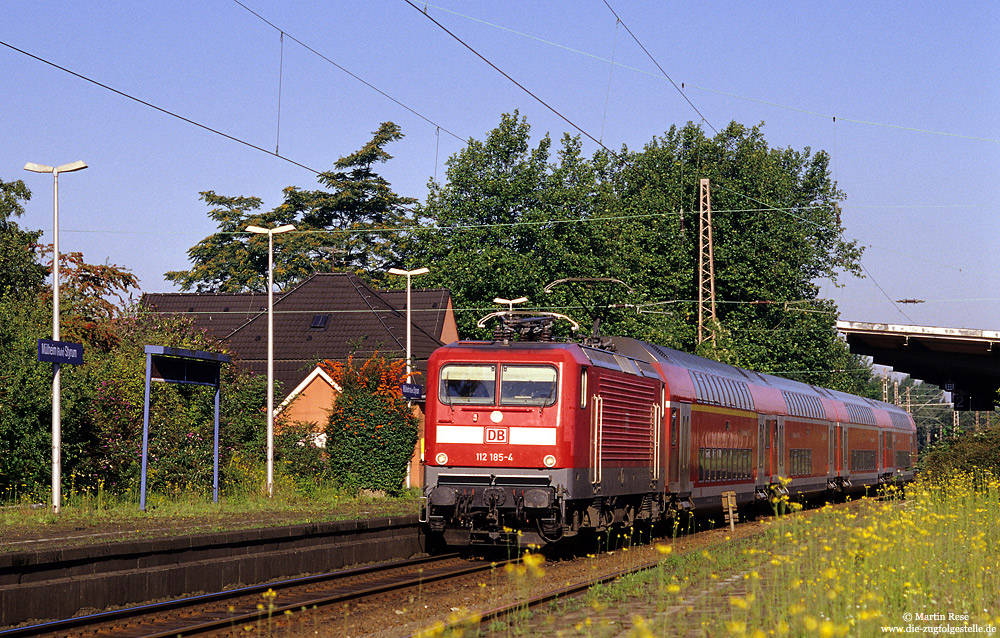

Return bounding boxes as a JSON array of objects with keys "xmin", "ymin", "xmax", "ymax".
[
  {"xmin": 387, "ymin": 267, "xmax": 430, "ymax": 378},
  {"xmin": 246, "ymin": 223, "xmax": 295, "ymax": 498},
  {"xmin": 24, "ymin": 160, "xmax": 87, "ymax": 515}
]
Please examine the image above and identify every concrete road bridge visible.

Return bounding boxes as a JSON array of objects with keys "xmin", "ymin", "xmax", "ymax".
[{"xmin": 837, "ymin": 321, "xmax": 1000, "ymax": 411}]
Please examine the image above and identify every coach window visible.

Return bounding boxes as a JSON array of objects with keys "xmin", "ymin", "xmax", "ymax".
[
  {"xmin": 671, "ymin": 408, "xmax": 678, "ymax": 446},
  {"xmin": 500, "ymin": 365, "xmax": 558, "ymax": 407},
  {"xmin": 439, "ymin": 364, "xmax": 496, "ymax": 405},
  {"xmin": 580, "ymin": 368, "xmax": 588, "ymax": 409}
]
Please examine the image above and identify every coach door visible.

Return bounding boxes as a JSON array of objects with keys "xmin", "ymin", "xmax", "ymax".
[
  {"xmin": 757, "ymin": 415, "xmax": 767, "ymax": 486},
  {"xmin": 840, "ymin": 423, "xmax": 849, "ymax": 475},
  {"xmin": 877, "ymin": 432, "xmax": 884, "ymax": 472},
  {"xmin": 828, "ymin": 422, "xmax": 835, "ymax": 478},
  {"xmin": 760, "ymin": 415, "xmax": 781, "ymax": 482},
  {"xmin": 884, "ymin": 431, "xmax": 893, "ymax": 471},
  {"xmin": 678, "ymin": 403, "xmax": 691, "ymax": 493},
  {"xmin": 775, "ymin": 417, "xmax": 786, "ymax": 479},
  {"xmin": 667, "ymin": 407, "xmax": 679, "ymax": 485}
]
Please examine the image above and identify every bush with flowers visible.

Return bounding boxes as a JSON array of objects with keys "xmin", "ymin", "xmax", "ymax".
[{"xmin": 322, "ymin": 353, "xmax": 418, "ymax": 495}]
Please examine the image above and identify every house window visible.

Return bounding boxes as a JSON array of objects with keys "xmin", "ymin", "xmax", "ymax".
[{"xmin": 310, "ymin": 314, "xmax": 330, "ymax": 329}]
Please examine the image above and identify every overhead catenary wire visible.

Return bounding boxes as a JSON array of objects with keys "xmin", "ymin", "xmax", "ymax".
[
  {"xmin": 421, "ymin": 2, "xmax": 997, "ymax": 145},
  {"xmin": 710, "ymin": 180, "xmax": 915, "ymax": 322},
  {"xmin": 231, "ymin": 0, "xmax": 465, "ymax": 143},
  {"xmin": 683, "ymin": 83, "xmax": 1000, "ymax": 145},
  {"xmin": 401, "ymin": 0, "xmax": 613, "ymax": 153},
  {"xmin": 401, "ymin": 3, "xmax": 973, "ymax": 314},
  {"xmin": 599, "ymin": 18, "xmax": 620, "ymax": 145},
  {"xmin": 0, "ymin": 39, "xmax": 323, "ymax": 175},
  {"xmin": 275, "ymin": 31, "xmax": 284, "ymax": 155},
  {"xmin": 599, "ymin": 0, "xmax": 717, "ymax": 135},
  {"xmin": 5, "ymin": 15, "xmax": 987, "ymax": 303}
]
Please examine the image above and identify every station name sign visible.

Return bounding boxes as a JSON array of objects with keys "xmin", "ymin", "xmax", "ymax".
[
  {"xmin": 38, "ymin": 339, "xmax": 84, "ymax": 365},
  {"xmin": 400, "ymin": 383, "xmax": 424, "ymax": 400}
]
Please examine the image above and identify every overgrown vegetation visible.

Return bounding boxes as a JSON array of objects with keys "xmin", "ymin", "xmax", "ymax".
[
  {"xmin": 918, "ymin": 424, "xmax": 1000, "ymax": 478},
  {"xmin": 322, "ymin": 353, "xmax": 418, "ymax": 495},
  {"xmin": 420, "ymin": 472, "xmax": 1000, "ymax": 637}
]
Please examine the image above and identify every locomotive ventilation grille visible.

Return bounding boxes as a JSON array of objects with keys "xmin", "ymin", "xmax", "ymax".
[{"xmin": 598, "ymin": 375, "xmax": 659, "ymax": 463}]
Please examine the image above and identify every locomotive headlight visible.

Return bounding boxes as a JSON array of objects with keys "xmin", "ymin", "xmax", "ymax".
[
  {"xmin": 435, "ymin": 452, "xmax": 448, "ymax": 465},
  {"xmin": 543, "ymin": 454, "xmax": 556, "ymax": 468}
]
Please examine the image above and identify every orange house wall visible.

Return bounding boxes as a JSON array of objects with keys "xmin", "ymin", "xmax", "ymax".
[{"xmin": 281, "ymin": 375, "xmax": 338, "ymax": 429}]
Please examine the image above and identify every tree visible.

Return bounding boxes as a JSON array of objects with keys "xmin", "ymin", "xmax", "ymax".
[
  {"xmin": 407, "ymin": 114, "xmax": 873, "ymax": 393},
  {"xmin": 409, "ymin": 112, "xmax": 652, "ymax": 340},
  {"xmin": 165, "ymin": 122, "xmax": 416, "ymax": 292},
  {"xmin": 30, "ymin": 248, "xmax": 140, "ymax": 351},
  {"xmin": 0, "ymin": 296, "xmax": 55, "ymax": 491},
  {"xmin": 0, "ymin": 178, "xmax": 46, "ymax": 300}
]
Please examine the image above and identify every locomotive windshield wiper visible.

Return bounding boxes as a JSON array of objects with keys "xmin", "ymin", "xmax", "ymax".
[{"xmin": 538, "ymin": 381, "xmax": 556, "ymax": 414}]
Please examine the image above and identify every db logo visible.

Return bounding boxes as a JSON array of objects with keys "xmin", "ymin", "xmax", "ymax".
[{"xmin": 485, "ymin": 426, "xmax": 509, "ymax": 444}]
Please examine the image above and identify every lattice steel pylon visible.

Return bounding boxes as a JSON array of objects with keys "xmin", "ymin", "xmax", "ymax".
[{"xmin": 698, "ymin": 178, "xmax": 717, "ymax": 346}]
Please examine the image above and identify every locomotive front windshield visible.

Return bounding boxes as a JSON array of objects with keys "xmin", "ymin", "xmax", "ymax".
[
  {"xmin": 439, "ymin": 363, "xmax": 557, "ymax": 406},
  {"xmin": 440, "ymin": 364, "xmax": 497, "ymax": 404},
  {"xmin": 499, "ymin": 365, "xmax": 557, "ymax": 406}
]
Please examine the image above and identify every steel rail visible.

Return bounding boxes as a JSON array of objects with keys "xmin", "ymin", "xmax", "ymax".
[
  {"xmin": 1, "ymin": 553, "xmax": 463, "ymax": 638},
  {"xmin": 138, "ymin": 557, "xmax": 508, "ymax": 638}
]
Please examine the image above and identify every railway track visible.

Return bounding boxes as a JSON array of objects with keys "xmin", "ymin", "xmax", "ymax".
[
  {"xmin": 406, "ymin": 497, "xmax": 873, "ymax": 637},
  {"xmin": 3, "ymin": 498, "xmax": 873, "ymax": 638},
  {"xmin": 1, "ymin": 553, "xmax": 504, "ymax": 638}
]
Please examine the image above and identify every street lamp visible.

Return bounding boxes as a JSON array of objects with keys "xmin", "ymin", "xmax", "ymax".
[
  {"xmin": 246, "ymin": 223, "xmax": 295, "ymax": 498},
  {"xmin": 388, "ymin": 267, "xmax": 430, "ymax": 378},
  {"xmin": 493, "ymin": 296, "xmax": 528, "ymax": 313},
  {"xmin": 24, "ymin": 160, "xmax": 88, "ymax": 515}
]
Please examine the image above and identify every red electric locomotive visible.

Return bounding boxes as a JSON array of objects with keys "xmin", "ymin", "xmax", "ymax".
[{"xmin": 421, "ymin": 319, "xmax": 917, "ymax": 547}]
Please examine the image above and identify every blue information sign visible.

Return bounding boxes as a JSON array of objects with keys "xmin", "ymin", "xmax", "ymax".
[
  {"xmin": 401, "ymin": 383, "xmax": 424, "ymax": 400},
  {"xmin": 38, "ymin": 339, "xmax": 84, "ymax": 365}
]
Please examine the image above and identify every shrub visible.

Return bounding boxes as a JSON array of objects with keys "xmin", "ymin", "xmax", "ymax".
[
  {"xmin": 323, "ymin": 353, "xmax": 417, "ymax": 495},
  {"xmin": 275, "ymin": 420, "xmax": 328, "ymax": 491},
  {"xmin": 919, "ymin": 424, "xmax": 1000, "ymax": 478}
]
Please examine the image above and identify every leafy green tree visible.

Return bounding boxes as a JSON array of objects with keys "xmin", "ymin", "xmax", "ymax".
[
  {"xmin": 410, "ymin": 112, "xmax": 653, "ymax": 340},
  {"xmin": 0, "ymin": 296, "xmax": 56, "ymax": 492},
  {"xmin": 0, "ymin": 178, "xmax": 46, "ymax": 300},
  {"xmin": 166, "ymin": 122, "xmax": 416, "ymax": 292},
  {"xmin": 407, "ymin": 114, "xmax": 872, "ymax": 393}
]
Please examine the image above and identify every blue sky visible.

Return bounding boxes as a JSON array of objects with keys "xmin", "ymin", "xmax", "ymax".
[{"xmin": 3, "ymin": 2, "xmax": 998, "ymax": 329}]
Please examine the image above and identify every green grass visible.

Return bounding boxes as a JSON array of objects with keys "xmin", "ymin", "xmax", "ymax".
[{"xmin": 0, "ymin": 482, "xmax": 421, "ymax": 549}]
